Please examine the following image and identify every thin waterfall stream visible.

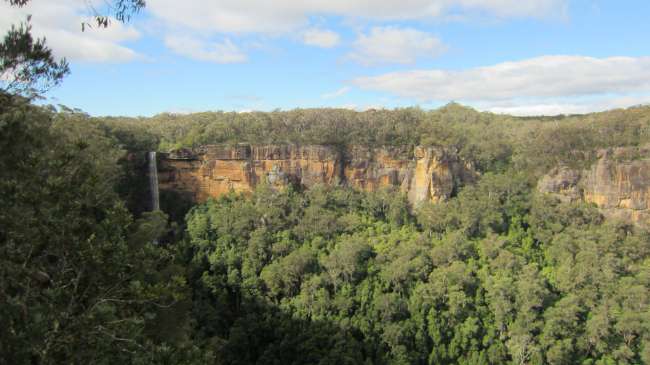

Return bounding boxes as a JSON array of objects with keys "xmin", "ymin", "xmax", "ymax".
[{"xmin": 148, "ymin": 151, "xmax": 160, "ymax": 211}]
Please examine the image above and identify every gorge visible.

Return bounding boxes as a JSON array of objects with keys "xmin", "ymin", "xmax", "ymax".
[{"xmin": 7, "ymin": 99, "xmax": 650, "ymax": 364}]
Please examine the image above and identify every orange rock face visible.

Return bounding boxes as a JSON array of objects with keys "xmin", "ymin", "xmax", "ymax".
[
  {"xmin": 158, "ymin": 144, "xmax": 475, "ymax": 205},
  {"xmin": 538, "ymin": 146, "xmax": 650, "ymax": 226}
]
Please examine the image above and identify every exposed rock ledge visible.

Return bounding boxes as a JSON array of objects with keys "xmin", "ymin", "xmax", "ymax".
[
  {"xmin": 158, "ymin": 144, "xmax": 476, "ymax": 206},
  {"xmin": 539, "ymin": 146, "xmax": 650, "ymax": 226}
]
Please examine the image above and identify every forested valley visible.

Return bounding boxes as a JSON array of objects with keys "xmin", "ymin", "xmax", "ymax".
[{"xmin": 2, "ymin": 93, "xmax": 650, "ymax": 364}]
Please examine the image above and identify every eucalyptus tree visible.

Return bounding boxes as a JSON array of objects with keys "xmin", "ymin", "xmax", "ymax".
[{"xmin": 1, "ymin": 0, "xmax": 145, "ymax": 97}]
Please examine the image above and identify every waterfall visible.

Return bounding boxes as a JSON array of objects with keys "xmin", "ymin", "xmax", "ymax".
[{"xmin": 148, "ymin": 151, "xmax": 160, "ymax": 211}]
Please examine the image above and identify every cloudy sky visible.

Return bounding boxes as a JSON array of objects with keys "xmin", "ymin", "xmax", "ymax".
[{"xmin": 2, "ymin": 0, "xmax": 650, "ymax": 116}]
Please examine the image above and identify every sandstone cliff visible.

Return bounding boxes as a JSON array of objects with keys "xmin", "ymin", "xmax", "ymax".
[
  {"xmin": 538, "ymin": 146, "xmax": 650, "ymax": 226},
  {"xmin": 158, "ymin": 144, "xmax": 475, "ymax": 205}
]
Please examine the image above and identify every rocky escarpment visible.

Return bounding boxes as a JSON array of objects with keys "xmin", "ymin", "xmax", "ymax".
[
  {"xmin": 157, "ymin": 144, "xmax": 476, "ymax": 206},
  {"xmin": 539, "ymin": 146, "xmax": 650, "ymax": 226}
]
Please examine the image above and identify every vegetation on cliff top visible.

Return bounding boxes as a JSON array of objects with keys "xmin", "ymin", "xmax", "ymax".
[
  {"xmin": 2, "ymin": 93, "xmax": 650, "ymax": 364},
  {"xmin": 2, "ymin": 1, "xmax": 649, "ymax": 363},
  {"xmin": 95, "ymin": 102, "xmax": 650, "ymax": 175}
]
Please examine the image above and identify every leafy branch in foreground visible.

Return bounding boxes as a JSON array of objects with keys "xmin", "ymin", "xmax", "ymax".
[
  {"xmin": 0, "ymin": 18, "xmax": 69, "ymax": 98},
  {"xmin": 1, "ymin": 0, "xmax": 146, "ymax": 97}
]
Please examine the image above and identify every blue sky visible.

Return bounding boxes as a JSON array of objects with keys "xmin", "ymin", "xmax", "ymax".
[{"xmin": 3, "ymin": 0, "xmax": 650, "ymax": 116}]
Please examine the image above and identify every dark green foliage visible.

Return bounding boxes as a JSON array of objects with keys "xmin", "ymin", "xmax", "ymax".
[
  {"xmin": 2, "ymin": 0, "xmax": 145, "ymax": 98},
  {"xmin": 0, "ymin": 94, "xmax": 200, "ymax": 364},
  {"xmin": 3, "ymin": 71, "xmax": 650, "ymax": 363},
  {"xmin": 0, "ymin": 20, "xmax": 69, "ymax": 97},
  {"xmin": 89, "ymin": 103, "xmax": 650, "ymax": 179},
  {"xmin": 181, "ymin": 178, "xmax": 649, "ymax": 364}
]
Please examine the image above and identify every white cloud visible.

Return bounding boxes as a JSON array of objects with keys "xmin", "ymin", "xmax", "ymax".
[
  {"xmin": 482, "ymin": 95, "xmax": 650, "ymax": 116},
  {"xmin": 322, "ymin": 86, "xmax": 350, "ymax": 99},
  {"xmin": 338, "ymin": 103, "xmax": 386, "ymax": 111},
  {"xmin": 0, "ymin": 0, "xmax": 141, "ymax": 62},
  {"xmin": 352, "ymin": 55, "xmax": 650, "ymax": 116},
  {"xmin": 349, "ymin": 26, "xmax": 445, "ymax": 65},
  {"xmin": 302, "ymin": 28, "xmax": 340, "ymax": 48},
  {"xmin": 484, "ymin": 102, "xmax": 599, "ymax": 116},
  {"xmin": 146, "ymin": 0, "xmax": 566, "ymax": 34},
  {"xmin": 448, "ymin": 0, "xmax": 567, "ymax": 18},
  {"xmin": 165, "ymin": 35, "xmax": 247, "ymax": 63},
  {"xmin": 354, "ymin": 55, "xmax": 650, "ymax": 101},
  {"xmin": 146, "ymin": 0, "xmax": 565, "ymax": 62}
]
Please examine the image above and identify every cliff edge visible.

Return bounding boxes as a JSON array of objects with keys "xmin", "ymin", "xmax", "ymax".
[
  {"xmin": 539, "ymin": 146, "xmax": 650, "ymax": 226},
  {"xmin": 158, "ymin": 144, "xmax": 476, "ymax": 206}
]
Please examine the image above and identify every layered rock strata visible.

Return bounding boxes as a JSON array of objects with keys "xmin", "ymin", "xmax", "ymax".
[
  {"xmin": 157, "ymin": 144, "xmax": 476, "ymax": 205},
  {"xmin": 538, "ymin": 146, "xmax": 650, "ymax": 226}
]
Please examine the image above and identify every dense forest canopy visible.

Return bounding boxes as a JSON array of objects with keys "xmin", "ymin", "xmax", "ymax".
[
  {"xmin": 2, "ymin": 0, "xmax": 649, "ymax": 363},
  {"xmin": 0, "ymin": 95, "xmax": 650, "ymax": 364},
  {"xmin": 2, "ymin": 95, "xmax": 650, "ymax": 364},
  {"xmin": 180, "ymin": 176, "xmax": 650, "ymax": 364},
  {"xmin": 96, "ymin": 102, "xmax": 650, "ymax": 175}
]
